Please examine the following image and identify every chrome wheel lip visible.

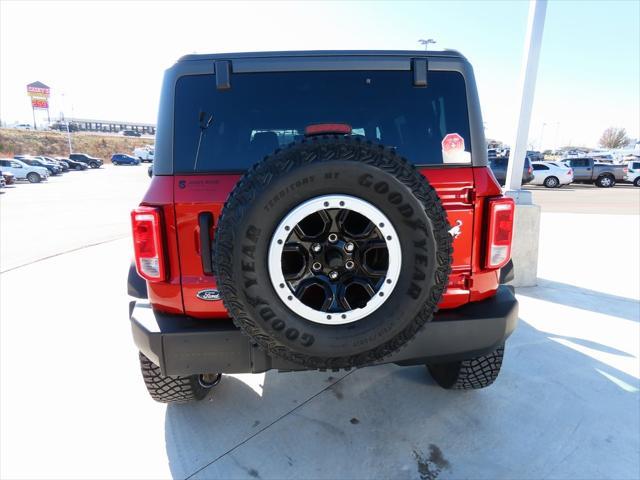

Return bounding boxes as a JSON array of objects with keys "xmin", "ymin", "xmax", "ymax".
[{"xmin": 268, "ymin": 194, "xmax": 402, "ymax": 326}]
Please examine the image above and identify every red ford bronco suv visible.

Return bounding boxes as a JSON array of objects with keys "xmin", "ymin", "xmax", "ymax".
[{"xmin": 128, "ymin": 50, "xmax": 518, "ymax": 403}]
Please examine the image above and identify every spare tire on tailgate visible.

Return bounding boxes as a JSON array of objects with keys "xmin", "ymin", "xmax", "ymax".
[{"xmin": 214, "ymin": 135, "xmax": 452, "ymax": 370}]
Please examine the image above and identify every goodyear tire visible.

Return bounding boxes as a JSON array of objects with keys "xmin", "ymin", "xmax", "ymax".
[
  {"xmin": 427, "ymin": 344, "xmax": 504, "ymax": 389},
  {"xmin": 139, "ymin": 353, "xmax": 221, "ymax": 403},
  {"xmin": 214, "ymin": 136, "xmax": 452, "ymax": 370}
]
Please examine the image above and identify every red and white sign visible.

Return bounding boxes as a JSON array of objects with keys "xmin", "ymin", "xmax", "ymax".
[
  {"xmin": 31, "ymin": 98, "xmax": 49, "ymax": 109},
  {"xmin": 441, "ymin": 133, "xmax": 470, "ymax": 164},
  {"xmin": 441, "ymin": 133, "xmax": 465, "ymax": 152},
  {"xmin": 26, "ymin": 82, "xmax": 50, "ymax": 110}
]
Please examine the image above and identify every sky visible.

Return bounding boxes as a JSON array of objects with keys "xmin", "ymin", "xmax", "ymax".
[{"xmin": 1, "ymin": 0, "xmax": 638, "ymax": 149}]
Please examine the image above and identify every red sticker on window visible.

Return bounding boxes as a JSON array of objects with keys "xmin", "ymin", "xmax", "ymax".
[{"xmin": 442, "ymin": 133, "xmax": 465, "ymax": 152}]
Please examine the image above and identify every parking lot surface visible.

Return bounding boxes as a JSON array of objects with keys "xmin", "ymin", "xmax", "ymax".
[
  {"xmin": 525, "ymin": 183, "xmax": 640, "ymax": 215},
  {"xmin": 1, "ymin": 166, "xmax": 639, "ymax": 479}
]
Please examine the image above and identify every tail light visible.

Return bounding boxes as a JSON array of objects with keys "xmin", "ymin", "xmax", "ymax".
[
  {"xmin": 131, "ymin": 206, "xmax": 166, "ymax": 281},
  {"xmin": 528, "ymin": 165, "xmax": 533, "ymax": 174},
  {"xmin": 485, "ymin": 197, "xmax": 515, "ymax": 269},
  {"xmin": 568, "ymin": 168, "xmax": 573, "ymax": 175}
]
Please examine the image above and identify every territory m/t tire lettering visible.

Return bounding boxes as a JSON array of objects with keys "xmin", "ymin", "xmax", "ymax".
[{"xmin": 214, "ymin": 136, "xmax": 452, "ymax": 370}]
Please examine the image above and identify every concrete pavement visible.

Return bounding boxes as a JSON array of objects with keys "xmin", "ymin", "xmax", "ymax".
[
  {"xmin": 0, "ymin": 164, "xmax": 149, "ymax": 272},
  {"xmin": 1, "ymin": 167, "xmax": 638, "ymax": 479}
]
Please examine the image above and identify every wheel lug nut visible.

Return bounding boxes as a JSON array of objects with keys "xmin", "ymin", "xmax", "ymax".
[
  {"xmin": 312, "ymin": 262, "xmax": 322, "ymax": 271},
  {"xmin": 311, "ymin": 243, "xmax": 322, "ymax": 253},
  {"xmin": 345, "ymin": 260, "xmax": 355, "ymax": 270},
  {"xmin": 328, "ymin": 233, "xmax": 338, "ymax": 243},
  {"xmin": 344, "ymin": 242, "xmax": 354, "ymax": 252},
  {"xmin": 329, "ymin": 270, "xmax": 339, "ymax": 280}
]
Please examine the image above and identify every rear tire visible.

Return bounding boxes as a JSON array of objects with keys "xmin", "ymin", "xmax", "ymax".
[
  {"xmin": 138, "ymin": 352, "xmax": 220, "ymax": 404},
  {"xmin": 26, "ymin": 172, "xmax": 41, "ymax": 183},
  {"xmin": 75, "ymin": 165, "xmax": 83, "ymax": 171},
  {"xmin": 634, "ymin": 177, "xmax": 640, "ymax": 187},
  {"xmin": 596, "ymin": 175, "xmax": 615, "ymax": 188},
  {"xmin": 427, "ymin": 344, "xmax": 504, "ymax": 389},
  {"xmin": 543, "ymin": 176, "xmax": 559, "ymax": 188}
]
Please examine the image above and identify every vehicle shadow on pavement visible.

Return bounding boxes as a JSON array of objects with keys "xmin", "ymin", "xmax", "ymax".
[
  {"xmin": 517, "ymin": 278, "xmax": 640, "ymax": 322},
  {"xmin": 163, "ymin": 319, "xmax": 639, "ymax": 480}
]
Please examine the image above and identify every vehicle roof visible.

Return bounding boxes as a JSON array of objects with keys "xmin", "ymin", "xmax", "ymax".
[{"xmin": 177, "ymin": 49, "xmax": 466, "ymax": 63}]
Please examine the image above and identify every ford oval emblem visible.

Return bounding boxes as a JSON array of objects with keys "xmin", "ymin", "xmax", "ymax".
[{"xmin": 197, "ymin": 289, "xmax": 221, "ymax": 301}]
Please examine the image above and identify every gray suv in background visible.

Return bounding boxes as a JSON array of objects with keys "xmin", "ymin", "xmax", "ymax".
[{"xmin": 489, "ymin": 156, "xmax": 534, "ymax": 186}]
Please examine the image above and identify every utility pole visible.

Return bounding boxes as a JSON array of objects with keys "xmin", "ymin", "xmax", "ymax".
[{"xmin": 418, "ymin": 38, "xmax": 436, "ymax": 51}]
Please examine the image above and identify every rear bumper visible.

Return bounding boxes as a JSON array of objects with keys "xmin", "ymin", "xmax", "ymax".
[{"xmin": 130, "ymin": 286, "xmax": 518, "ymax": 376}]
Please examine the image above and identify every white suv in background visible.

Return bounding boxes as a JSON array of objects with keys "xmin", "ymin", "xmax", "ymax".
[
  {"xmin": 133, "ymin": 146, "xmax": 154, "ymax": 163},
  {"xmin": 625, "ymin": 160, "xmax": 640, "ymax": 187},
  {"xmin": 531, "ymin": 161, "xmax": 574, "ymax": 188},
  {"xmin": 0, "ymin": 158, "xmax": 50, "ymax": 183}
]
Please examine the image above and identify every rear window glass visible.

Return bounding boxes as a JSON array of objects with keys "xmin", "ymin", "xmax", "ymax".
[{"xmin": 174, "ymin": 70, "xmax": 471, "ymax": 173}]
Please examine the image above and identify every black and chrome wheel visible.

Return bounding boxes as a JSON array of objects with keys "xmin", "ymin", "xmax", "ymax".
[
  {"xmin": 268, "ymin": 195, "xmax": 401, "ymax": 325},
  {"xmin": 214, "ymin": 136, "xmax": 452, "ymax": 369}
]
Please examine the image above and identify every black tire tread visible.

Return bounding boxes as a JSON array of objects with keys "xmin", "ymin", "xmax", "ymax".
[
  {"xmin": 214, "ymin": 135, "xmax": 452, "ymax": 370},
  {"xmin": 138, "ymin": 352, "xmax": 208, "ymax": 404},
  {"xmin": 428, "ymin": 344, "xmax": 504, "ymax": 390}
]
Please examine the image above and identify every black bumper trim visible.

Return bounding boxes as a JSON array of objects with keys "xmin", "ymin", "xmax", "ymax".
[{"xmin": 130, "ymin": 286, "xmax": 518, "ymax": 376}]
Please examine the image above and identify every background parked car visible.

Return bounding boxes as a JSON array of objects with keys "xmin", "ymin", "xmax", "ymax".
[
  {"xmin": 16, "ymin": 156, "xmax": 62, "ymax": 176},
  {"xmin": 43, "ymin": 157, "xmax": 70, "ymax": 172},
  {"xmin": 31, "ymin": 156, "xmax": 68, "ymax": 174},
  {"xmin": 13, "ymin": 123, "xmax": 32, "ymax": 130},
  {"xmin": 133, "ymin": 146, "xmax": 154, "ymax": 163},
  {"xmin": 56, "ymin": 157, "xmax": 88, "ymax": 170},
  {"xmin": 531, "ymin": 161, "xmax": 573, "ymax": 188},
  {"xmin": 561, "ymin": 157, "xmax": 625, "ymax": 188},
  {"xmin": 625, "ymin": 159, "xmax": 640, "ymax": 187},
  {"xmin": 0, "ymin": 158, "xmax": 49, "ymax": 183},
  {"xmin": 489, "ymin": 156, "xmax": 535, "ymax": 186},
  {"xmin": 111, "ymin": 154, "xmax": 140, "ymax": 165},
  {"xmin": 68, "ymin": 153, "xmax": 103, "ymax": 169}
]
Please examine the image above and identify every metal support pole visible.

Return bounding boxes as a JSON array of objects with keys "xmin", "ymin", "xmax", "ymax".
[
  {"xmin": 505, "ymin": 0, "xmax": 547, "ymax": 203},
  {"xmin": 32, "ymin": 106, "xmax": 37, "ymax": 130}
]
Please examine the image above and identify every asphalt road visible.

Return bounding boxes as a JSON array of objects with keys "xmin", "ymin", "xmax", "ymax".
[{"xmin": 1, "ymin": 166, "xmax": 639, "ymax": 479}]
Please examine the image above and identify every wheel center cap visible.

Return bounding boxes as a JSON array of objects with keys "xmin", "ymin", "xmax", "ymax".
[{"xmin": 325, "ymin": 247, "xmax": 344, "ymax": 269}]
